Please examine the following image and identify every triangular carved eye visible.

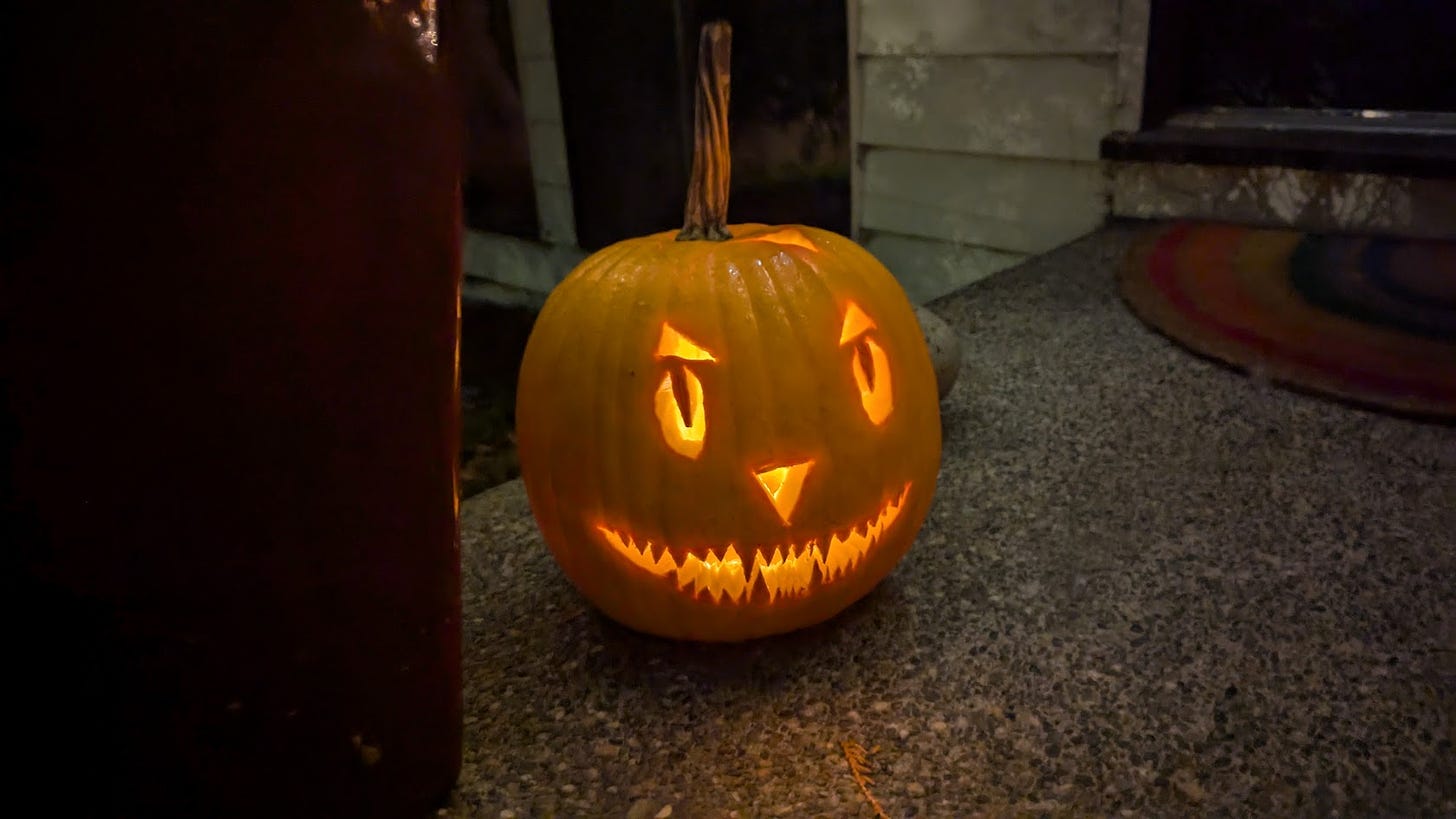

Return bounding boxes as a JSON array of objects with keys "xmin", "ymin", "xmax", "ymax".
[
  {"xmin": 840, "ymin": 302, "xmax": 893, "ymax": 425},
  {"xmin": 655, "ymin": 323, "xmax": 716, "ymax": 458}
]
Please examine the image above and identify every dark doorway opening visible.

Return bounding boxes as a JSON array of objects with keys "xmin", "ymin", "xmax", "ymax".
[
  {"xmin": 1144, "ymin": 0, "xmax": 1456, "ymax": 120},
  {"xmin": 450, "ymin": 0, "xmax": 540, "ymax": 237},
  {"xmin": 1104, "ymin": 0, "xmax": 1456, "ymax": 178},
  {"xmin": 550, "ymin": 0, "xmax": 850, "ymax": 250}
]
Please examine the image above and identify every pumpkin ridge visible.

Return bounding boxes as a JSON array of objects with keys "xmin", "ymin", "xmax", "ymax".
[
  {"xmin": 586, "ymin": 241, "xmax": 656, "ymax": 544},
  {"xmin": 723, "ymin": 256, "xmax": 783, "ymax": 476},
  {"xmin": 515, "ymin": 241, "xmax": 632, "ymax": 537},
  {"xmin": 694, "ymin": 244, "xmax": 746, "ymax": 527},
  {"xmin": 773, "ymin": 230, "xmax": 847, "ymax": 447}
]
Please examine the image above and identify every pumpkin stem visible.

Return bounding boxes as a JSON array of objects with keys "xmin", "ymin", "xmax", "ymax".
[{"xmin": 677, "ymin": 21, "xmax": 732, "ymax": 242}]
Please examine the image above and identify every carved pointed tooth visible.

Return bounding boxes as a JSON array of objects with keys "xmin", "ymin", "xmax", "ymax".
[
  {"xmin": 677, "ymin": 554, "xmax": 703, "ymax": 590},
  {"xmin": 748, "ymin": 548, "xmax": 770, "ymax": 603},
  {"xmin": 795, "ymin": 548, "xmax": 815, "ymax": 592},
  {"xmin": 750, "ymin": 546, "xmax": 767, "ymax": 573},
  {"xmin": 808, "ymin": 543, "xmax": 826, "ymax": 584},
  {"xmin": 779, "ymin": 557, "xmax": 797, "ymax": 594},
  {"xmin": 697, "ymin": 551, "xmax": 717, "ymax": 593},
  {"xmin": 599, "ymin": 527, "xmax": 626, "ymax": 553},
  {"xmin": 758, "ymin": 550, "xmax": 778, "ymax": 602},
  {"xmin": 725, "ymin": 572, "xmax": 747, "ymax": 603},
  {"xmin": 772, "ymin": 548, "xmax": 791, "ymax": 600},
  {"xmin": 751, "ymin": 565, "xmax": 774, "ymax": 603},
  {"xmin": 719, "ymin": 545, "xmax": 745, "ymax": 601},
  {"xmin": 824, "ymin": 538, "xmax": 844, "ymax": 580},
  {"xmin": 706, "ymin": 561, "xmax": 728, "ymax": 601}
]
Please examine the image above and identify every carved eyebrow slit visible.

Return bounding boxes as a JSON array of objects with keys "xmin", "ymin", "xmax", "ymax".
[
  {"xmin": 839, "ymin": 301, "xmax": 876, "ymax": 344},
  {"xmin": 657, "ymin": 323, "xmax": 716, "ymax": 361},
  {"xmin": 741, "ymin": 227, "xmax": 818, "ymax": 252}
]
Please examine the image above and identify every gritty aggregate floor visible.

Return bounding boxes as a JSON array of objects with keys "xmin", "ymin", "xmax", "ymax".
[{"xmin": 447, "ymin": 223, "xmax": 1456, "ymax": 817}]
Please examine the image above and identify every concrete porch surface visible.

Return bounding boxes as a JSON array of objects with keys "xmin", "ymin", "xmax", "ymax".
[{"xmin": 446, "ymin": 223, "xmax": 1455, "ymax": 817}]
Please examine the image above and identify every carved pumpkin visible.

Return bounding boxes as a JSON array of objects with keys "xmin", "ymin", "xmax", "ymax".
[{"xmin": 516, "ymin": 22, "xmax": 941, "ymax": 641}]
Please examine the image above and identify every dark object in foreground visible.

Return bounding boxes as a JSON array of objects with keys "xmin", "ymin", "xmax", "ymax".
[{"xmin": 8, "ymin": 2, "xmax": 463, "ymax": 815}]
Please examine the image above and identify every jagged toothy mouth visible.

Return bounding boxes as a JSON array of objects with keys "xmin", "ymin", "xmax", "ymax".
[{"xmin": 595, "ymin": 483, "xmax": 912, "ymax": 605}]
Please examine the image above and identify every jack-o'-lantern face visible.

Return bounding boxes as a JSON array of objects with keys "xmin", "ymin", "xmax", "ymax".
[{"xmin": 517, "ymin": 224, "xmax": 942, "ymax": 641}]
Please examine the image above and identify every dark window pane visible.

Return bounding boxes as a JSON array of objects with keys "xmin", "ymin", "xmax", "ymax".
[{"xmin": 1152, "ymin": 0, "xmax": 1456, "ymax": 115}]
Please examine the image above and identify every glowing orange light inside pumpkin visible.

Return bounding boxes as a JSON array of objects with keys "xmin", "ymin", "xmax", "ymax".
[
  {"xmin": 840, "ymin": 302, "xmax": 893, "ymax": 425},
  {"xmin": 654, "ymin": 323, "xmax": 716, "ymax": 458},
  {"xmin": 657, "ymin": 323, "xmax": 717, "ymax": 361},
  {"xmin": 743, "ymin": 228, "xmax": 819, "ymax": 253},
  {"xmin": 839, "ymin": 301, "xmax": 875, "ymax": 344},
  {"xmin": 753, "ymin": 459, "xmax": 813, "ymax": 525},
  {"xmin": 596, "ymin": 483, "xmax": 911, "ymax": 604}
]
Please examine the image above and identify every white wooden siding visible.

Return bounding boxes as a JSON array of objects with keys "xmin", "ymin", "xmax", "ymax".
[
  {"xmin": 859, "ymin": 0, "xmax": 1120, "ymax": 56},
  {"xmin": 862, "ymin": 149, "xmax": 1106, "ymax": 253},
  {"xmin": 854, "ymin": 0, "xmax": 1124, "ymax": 302}
]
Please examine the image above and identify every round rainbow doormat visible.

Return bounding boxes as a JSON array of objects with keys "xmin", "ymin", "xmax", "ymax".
[{"xmin": 1121, "ymin": 222, "xmax": 1456, "ymax": 418}]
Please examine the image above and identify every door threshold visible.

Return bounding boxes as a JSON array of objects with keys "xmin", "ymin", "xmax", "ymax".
[{"xmin": 1102, "ymin": 107, "xmax": 1456, "ymax": 178}]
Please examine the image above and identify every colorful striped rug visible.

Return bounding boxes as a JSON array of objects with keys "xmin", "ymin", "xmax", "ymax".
[{"xmin": 1121, "ymin": 222, "xmax": 1456, "ymax": 419}]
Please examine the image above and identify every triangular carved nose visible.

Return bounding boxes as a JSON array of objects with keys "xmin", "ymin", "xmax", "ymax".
[{"xmin": 753, "ymin": 459, "xmax": 814, "ymax": 525}]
